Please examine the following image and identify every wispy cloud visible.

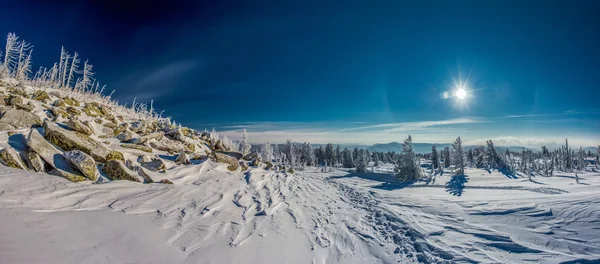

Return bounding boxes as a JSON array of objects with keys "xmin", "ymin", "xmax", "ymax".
[
  {"xmin": 136, "ymin": 60, "xmax": 199, "ymax": 89},
  {"xmin": 339, "ymin": 117, "xmax": 486, "ymax": 132}
]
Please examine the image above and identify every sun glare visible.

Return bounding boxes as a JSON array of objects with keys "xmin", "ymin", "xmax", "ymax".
[{"xmin": 455, "ymin": 87, "xmax": 467, "ymax": 100}]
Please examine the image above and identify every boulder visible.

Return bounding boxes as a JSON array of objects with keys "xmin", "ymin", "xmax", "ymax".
[
  {"xmin": 33, "ymin": 90, "xmax": 51, "ymax": 101},
  {"xmin": 101, "ymin": 160, "xmax": 142, "ymax": 182},
  {"xmin": 53, "ymin": 99, "xmax": 66, "ymax": 107},
  {"xmin": 63, "ymin": 97, "xmax": 80, "ymax": 106},
  {"xmin": 0, "ymin": 123, "xmax": 15, "ymax": 131},
  {"xmin": 0, "ymin": 108, "xmax": 42, "ymax": 128},
  {"xmin": 82, "ymin": 103, "xmax": 103, "ymax": 117},
  {"xmin": 138, "ymin": 155, "xmax": 166, "ymax": 172},
  {"xmin": 0, "ymin": 146, "xmax": 27, "ymax": 169},
  {"xmin": 116, "ymin": 131, "xmax": 134, "ymax": 142},
  {"xmin": 66, "ymin": 118, "xmax": 93, "ymax": 135},
  {"xmin": 135, "ymin": 131, "xmax": 164, "ymax": 144},
  {"xmin": 120, "ymin": 144, "xmax": 152, "ymax": 153},
  {"xmin": 124, "ymin": 160, "xmax": 154, "ymax": 183},
  {"xmin": 165, "ymin": 128, "xmax": 184, "ymax": 142},
  {"xmin": 129, "ymin": 121, "xmax": 146, "ymax": 133},
  {"xmin": 175, "ymin": 149, "xmax": 191, "ymax": 165},
  {"xmin": 101, "ymin": 126, "xmax": 114, "ymax": 135},
  {"xmin": 63, "ymin": 150, "xmax": 99, "ymax": 181},
  {"xmin": 15, "ymin": 102, "xmax": 34, "ymax": 112},
  {"xmin": 212, "ymin": 151, "xmax": 240, "ymax": 170},
  {"xmin": 43, "ymin": 120, "xmax": 117, "ymax": 162},
  {"xmin": 26, "ymin": 129, "xmax": 87, "ymax": 182},
  {"xmin": 66, "ymin": 106, "xmax": 81, "ymax": 116},
  {"xmin": 243, "ymin": 152, "xmax": 259, "ymax": 161},
  {"xmin": 158, "ymin": 179, "xmax": 173, "ymax": 184},
  {"xmin": 50, "ymin": 107, "xmax": 68, "ymax": 118},
  {"xmin": 8, "ymin": 95, "xmax": 23, "ymax": 106},
  {"xmin": 150, "ymin": 138, "xmax": 185, "ymax": 154},
  {"xmin": 25, "ymin": 147, "xmax": 45, "ymax": 172}
]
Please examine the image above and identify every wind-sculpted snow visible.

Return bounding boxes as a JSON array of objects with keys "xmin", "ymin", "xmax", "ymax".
[{"xmin": 1, "ymin": 165, "xmax": 599, "ymax": 263}]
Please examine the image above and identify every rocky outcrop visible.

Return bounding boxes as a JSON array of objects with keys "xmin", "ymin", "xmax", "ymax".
[
  {"xmin": 136, "ymin": 131, "xmax": 164, "ymax": 145},
  {"xmin": 43, "ymin": 120, "xmax": 117, "ymax": 162},
  {"xmin": 0, "ymin": 108, "xmax": 42, "ymax": 128},
  {"xmin": 124, "ymin": 160, "xmax": 154, "ymax": 183},
  {"xmin": 63, "ymin": 150, "xmax": 99, "ymax": 181},
  {"xmin": 150, "ymin": 138, "xmax": 184, "ymax": 154},
  {"xmin": 66, "ymin": 118, "xmax": 93, "ymax": 135},
  {"xmin": 0, "ymin": 146, "xmax": 27, "ymax": 169},
  {"xmin": 26, "ymin": 129, "xmax": 87, "ymax": 182},
  {"xmin": 0, "ymin": 123, "xmax": 15, "ymax": 131},
  {"xmin": 101, "ymin": 160, "xmax": 142, "ymax": 182},
  {"xmin": 33, "ymin": 90, "xmax": 51, "ymax": 101}
]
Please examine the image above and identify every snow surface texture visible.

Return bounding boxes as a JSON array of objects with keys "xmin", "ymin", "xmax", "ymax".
[{"xmin": 1, "ymin": 162, "xmax": 599, "ymax": 264}]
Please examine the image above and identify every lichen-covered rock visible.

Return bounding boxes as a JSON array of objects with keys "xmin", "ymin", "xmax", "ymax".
[
  {"xmin": 15, "ymin": 102, "xmax": 34, "ymax": 112},
  {"xmin": 66, "ymin": 118, "xmax": 93, "ymax": 135},
  {"xmin": 0, "ymin": 146, "xmax": 26, "ymax": 169},
  {"xmin": 101, "ymin": 126, "xmax": 114, "ymax": 135},
  {"xmin": 43, "ymin": 120, "xmax": 114, "ymax": 162},
  {"xmin": 0, "ymin": 123, "xmax": 15, "ymax": 131},
  {"xmin": 212, "ymin": 151, "xmax": 240, "ymax": 170},
  {"xmin": 150, "ymin": 138, "xmax": 184, "ymax": 154},
  {"xmin": 83, "ymin": 103, "xmax": 103, "ymax": 117},
  {"xmin": 175, "ymin": 149, "xmax": 191, "ymax": 165},
  {"xmin": 63, "ymin": 97, "xmax": 80, "ymax": 106},
  {"xmin": 33, "ymin": 90, "xmax": 51, "ymax": 101},
  {"xmin": 0, "ymin": 108, "xmax": 42, "ymax": 128},
  {"xmin": 136, "ymin": 131, "xmax": 164, "ymax": 144},
  {"xmin": 8, "ymin": 95, "xmax": 23, "ymax": 106},
  {"xmin": 50, "ymin": 106, "xmax": 68, "ymax": 118},
  {"xmin": 158, "ymin": 179, "xmax": 173, "ymax": 184},
  {"xmin": 66, "ymin": 106, "xmax": 81, "ymax": 116},
  {"xmin": 101, "ymin": 159, "xmax": 142, "ymax": 182},
  {"xmin": 94, "ymin": 118, "xmax": 103, "ymax": 124},
  {"xmin": 130, "ymin": 120, "xmax": 146, "ymax": 133},
  {"xmin": 53, "ymin": 99, "xmax": 66, "ymax": 107},
  {"xmin": 265, "ymin": 161, "xmax": 274, "ymax": 170},
  {"xmin": 138, "ymin": 155, "xmax": 166, "ymax": 172},
  {"xmin": 116, "ymin": 130, "xmax": 134, "ymax": 142},
  {"xmin": 27, "ymin": 129, "xmax": 86, "ymax": 182},
  {"xmin": 124, "ymin": 160, "xmax": 154, "ymax": 183},
  {"xmin": 25, "ymin": 147, "xmax": 45, "ymax": 172},
  {"xmin": 63, "ymin": 150, "xmax": 99, "ymax": 181},
  {"xmin": 120, "ymin": 143, "xmax": 152, "ymax": 153},
  {"xmin": 165, "ymin": 128, "xmax": 185, "ymax": 142}
]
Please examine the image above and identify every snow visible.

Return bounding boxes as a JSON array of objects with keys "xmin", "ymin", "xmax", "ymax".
[{"xmin": 1, "ymin": 161, "xmax": 599, "ymax": 263}]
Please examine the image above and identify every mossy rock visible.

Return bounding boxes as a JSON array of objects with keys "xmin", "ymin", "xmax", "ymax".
[
  {"xmin": 103, "ymin": 122, "xmax": 117, "ymax": 129},
  {"xmin": 63, "ymin": 97, "xmax": 80, "ymax": 106},
  {"xmin": 7, "ymin": 88, "xmax": 27, "ymax": 97},
  {"xmin": 0, "ymin": 147, "xmax": 26, "ymax": 169},
  {"xmin": 101, "ymin": 159, "xmax": 141, "ymax": 182},
  {"xmin": 63, "ymin": 150, "xmax": 99, "ymax": 181},
  {"xmin": 66, "ymin": 106, "xmax": 81, "ymax": 116},
  {"xmin": 8, "ymin": 95, "xmax": 23, "ymax": 106},
  {"xmin": 94, "ymin": 118, "xmax": 103, "ymax": 124},
  {"xmin": 43, "ymin": 120, "xmax": 115, "ymax": 162},
  {"xmin": 41, "ymin": 103, "xmax": 50, "ymax": 109},
  {"xmin": 106, "ymin": 150, "xmax": 124, "ymax": 161},
  {"xmin": 265, "ymin": 161, "xmax": 274, "ymax": 170},
  {"xmin": 50, "ymin": 107, "xmax": 68, "ymax": 117},
  {"xmin": 15, "ymin": 103, "xmax": 34, "ymax": 112},
  {"xmin": 83, "ymin": 104, "xmax": 103, "ymax": 117},
  {"xmin": 121, "ymin": 144, "xmax": 152, "ymax": 153},
  {"xmin": 33, "ymin": 90, "xmax": 51, "ymax": 101},
  {"xmin": 227, "ymin": 164, "xmax": 239, "ymax": 171},
  {"xmin": 27, "ymin": 128, "xmax": 86, "ymax": 182},
  {"xmin": 53, "ymin": 99, "xmax": 66, "ymax": 107}
]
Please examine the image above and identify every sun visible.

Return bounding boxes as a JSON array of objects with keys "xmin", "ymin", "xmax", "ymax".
[{"xmin": 455, "ymin": 87, "xmax": 467, "ymax": 100}]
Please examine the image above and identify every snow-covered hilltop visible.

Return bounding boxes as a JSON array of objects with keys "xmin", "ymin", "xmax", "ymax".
[{"xmin": 0, "ymin": 33, "xmax": 599, "ymax": 264}]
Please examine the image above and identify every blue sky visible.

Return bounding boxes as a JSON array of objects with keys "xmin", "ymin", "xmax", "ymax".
[{"xmin": 2, "ymin": 0, "xmax": 599, "ymax": 146}]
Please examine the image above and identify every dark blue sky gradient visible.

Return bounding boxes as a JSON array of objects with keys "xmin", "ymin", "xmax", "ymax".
[{"xmin": 1, "ymin": 0, "xmax": 599, "ymax": 145}]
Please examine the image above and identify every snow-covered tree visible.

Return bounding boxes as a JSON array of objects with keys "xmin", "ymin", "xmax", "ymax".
[
  {"xmin": 3, "ymin": 33, "xmax": 19, "ymax": 75},
  {"xmin": 75, "ymin": 60, "xmax": 94, "ymax": 92},
  {"xmin": 66, "ymin": 51, "xmax": 79, "ymax": 88},
  {"xmin": 261, "ymin": 142, "xmax": 274, "ymax": 162},
  {"xmin": 355, "ymin": 149, "xmax": 368, "ymax": 173},
  {"xmin": 431, "ymin": 146, "xmax": 439, "ymax": 170},
  {"xmin": 396, "ymin": 135, "xmax": 422, "ymax": 181},
  {"xmin": 452, "ymin": 137, "xmax": 465, "ymax": 175},
  {"xmin": 443, "ymin": 147, "xmax": 451, "ymax": 168},
  {"xmin": 467, "ymin": 149, "xmax": 474, "ymax": 167},
  {"xmin": 241, "ymin": 129, "xmax": 251, "ymax": 155},
  {"xmin": 284, "ymin": 139, "xmax": 295, "ymax": 168}
]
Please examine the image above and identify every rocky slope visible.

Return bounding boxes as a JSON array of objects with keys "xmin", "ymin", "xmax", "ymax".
[{"xmin": 0, "ymin": 79, "xmax": 252, "ymax": 184}]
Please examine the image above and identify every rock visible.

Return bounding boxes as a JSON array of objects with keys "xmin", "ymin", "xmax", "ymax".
[
  {"xmin": 15, "ymin": 102, "xmax": 34, "ymax": 112},
  {"xmin": 66, "ymin": 118, "xmax": 93, "ymax": 135},
  {"xmin": 158, "ymin": 179, "xmax": 173, "ymax": 184},
  {"xmin": 0, "ymin": 108, "xmax": 42, "ymax": 128},
  {"xmin": 265, "ymin": 161, "xmax": 274, "ymax": 170},
  {"xmin": 150, "ymin": 138, "xmax": 185, "ymax": 154},
  {"xmin": 220, "ymin": 151, "xmax": 244, "ymax": 160},
  {"xmin": 26, "ymin": 129, "xmax": 87, "ymax": 182},
  {"xmin": 101, "ymin": 126, "xmax": 114, "ymax": 135},
  {"xmin": 43, "ymin": 120, "xmax": 115, "ymax": 162},
  {"xmin": 83, "ymin": 103, "xmax": 103, "ymax": 117},
  {"xmin": 63, "ymin": 97, "xmax": 79, "ymax": 106},
  {"xmin": 138, "ymin": 155, "xmax": 167, "ymax": 172},
  {"xmin": 243, "ymin": 152, "xmax": 259, "ymax": 161},
  {"xmin": 137, "ymin": 131, "xmax": 164, "ymax": 144},
  {"xmin": 8, "ymin": 95, "xmax": 23, "ymax": 106},
  {"xmin": 63, "ymin": 150, "xmax": 99, "ymax": 181},
  {"xmin": 94, "ymin": 118, "xmax": 103, "ymax": 124},
  {"xmin": 113, "ymin": 123, "xmax": 128, "ymax": 135},
  {"xmin": 130, "ymin": 121, "xmax": 146, "ymax": 133},
  {"xmin": 66, "ymin": 106, "xmax": 81, "ymax": 116},
  {"xmin": 214, "ymin": 140, "xmax": 226, "ymax": 151},
  {"xmin": 101, "ymin": 160, "xmax": 142, "ymax": 182},
  {"xmin": 50, "ymin": 107, "xmax": 68, "ymax": 118},
  {"xmin": 116, "ymin": 131, "xmax": 134, "ymax": 142},
  {"xmin": 0, "ymin": 123, "xmax": 15, "ymax": 131},
  {"xmin": 165, "ymin": 128, "xmax": 184, "ymax": 142},
  {"xmin": 120, "ymin": 144, "xmax": 152, "ymax": 153},
  {"xmin": 124, "ymin": 160, "xmax": 154, "ymax": 183},
  {"xmin": 25, "ymin": 147, "xmax": 45, "ymax": 172},
  {"xmin": 53, "ymin": 99, "xmax": 66, "ymax": 107},
  {"xmin": 0, "ymin": 146, "xmax": 26, "ymax": 169},
  {"xmin": 175, "ymin": 149, "xmax": 191, "ymax": 165},
  {"xmin": 238, "ymin": 160, "xmax": 248, "ymax": 171},
  {"xmin": 212, "ymin": 151, "xmax": 240, "ymax": 170},
  {"xmin": 33, "ymin": 90, "xmax": 51, "ymax": 101}
]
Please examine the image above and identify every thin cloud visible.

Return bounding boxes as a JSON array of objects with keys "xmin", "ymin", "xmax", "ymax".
[{"xmin": 340, "ymin": 117, "xmax": 486, "ymax": 132}]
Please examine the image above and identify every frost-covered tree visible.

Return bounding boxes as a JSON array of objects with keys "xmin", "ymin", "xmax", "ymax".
[
  {"xmin": 596, "ymin": 145, "xmax": 600, "ymax": 169},
  {"xmin": 3, "ymin": 33, "xmax": 19, "ymax": 75},
  {"xmin": 334, "ymin": 145, "xmax": 341, "ymax": 167},
  {"xmin": 431, "ymin": 146, "xmax": 439, "ymax": 170},
  {"xmin": 577, "ymin": 147, "xmax": 585, "ymax": 171},
  {"xmin": 75, "ymin": 60, "xmax": 94, "ymax": 92},
  {"xmin": 284, "ymin": 139, "xmax": 295, "ymax": 168},
  {"xmin": 66, "ymin": 51, "xmax": 79, "ymax": 88},
  {"xmin": 241, "ymin": 129, "xmax": 251, "ymax": 155},
  {"xmin": 452, "ymin": 137, "xmax": 465, "ymax": 175},
  {"xmin": 474, "ymin": 146, "xmax": 486, "ymax": 168},
  {"xmin": 442, "ymin": 147, "xmax": 451, "ymax": 168},
  {"xmin": 325, "ymin": 143, "xmax": 334, "ymax": 166},
  {"xmin": 261, "ymin": 142, "xmax": 274, "ymax": 162},
  {"xmin": 342, "ymin": 148, "xmax": 354, "ymax": 168},
  {"xmin": 355, "ymin": 149, "xmax": 368, "ymax": 173},
  {"xmin": 467, "ymin": 149, "xmax": 474, "ymax": 167},
  {"xmin": 396, "ymin": 135, "xmax": 422, "ymax": 181}
]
